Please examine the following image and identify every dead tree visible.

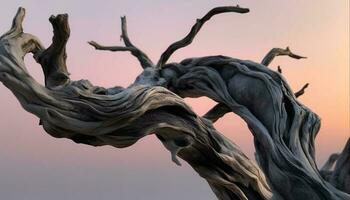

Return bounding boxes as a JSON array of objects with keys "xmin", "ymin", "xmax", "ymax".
[{"xmin": 0, "ymin": 6, "xmax": 349, "ymax": 200}]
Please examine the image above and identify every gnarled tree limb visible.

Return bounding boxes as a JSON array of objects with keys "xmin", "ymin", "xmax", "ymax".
[
  {"xmin": 35, "ymin": 14, "xmax": 71, "ymax": 88},
  {"xmin": 330, "ymin": 139, "xmax": 350, "ymax": 194},
  {"xmin": 0, "ymin": 7, "xmax": 272, "ymax": 200},
  {"xmin": 1, "ymin": 6, "xmax": 349, "ymax": 200},
  {"xmin": 0, "ymin": 7, "xmax": 25, "ymax": 40},
  {"xmin": 161, "ymin": 56, "xmax": 350, "ymax": 199},
  {"xmin": 261, "ymin": 46, "xmax": 306, "ymax": 66}
]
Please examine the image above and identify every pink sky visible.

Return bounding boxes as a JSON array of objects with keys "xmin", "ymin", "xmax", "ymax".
[{"xmin": 0, "ymin": 1, "xmax": 348, "ymax": 199}]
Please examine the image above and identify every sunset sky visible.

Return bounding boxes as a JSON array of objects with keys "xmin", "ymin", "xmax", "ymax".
[{"xmin": 0, "ymin": 1, "xmax": 348, "ymax": 200}]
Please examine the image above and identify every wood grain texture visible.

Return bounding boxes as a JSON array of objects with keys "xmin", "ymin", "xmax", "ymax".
[{"xmin": 0, "ymin": 6, "xmax": 349, "ymax": 200}]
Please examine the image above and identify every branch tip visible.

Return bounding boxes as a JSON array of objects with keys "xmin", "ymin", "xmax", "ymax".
[
  {"xmin": 157, "ymin": 5, "xmax": 249, "ymax": 68},
  {"xmin": 277, "ymin": 66, "xmax": 282, "ymax": 73},
  {"xmin": 261, "ymin": 46, "xmax": 306, "ymax": 66},
  {"xmin": 0, "ymin": 7, "xmax": 26, "ymax": 40},
  {"xmin": 295, "ymin": 83, "xmax": 309, "ymax": 98}
]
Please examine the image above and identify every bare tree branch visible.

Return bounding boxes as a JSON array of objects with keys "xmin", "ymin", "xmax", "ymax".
[
  {"xmin": 321, "ymin": 153, "xmax": 340, "ymax": 172},
  {"xmin": 0, "ymin": 7, "xmax": 25, "ymax": 40},
  {"xmin": 88, "ymin": 16, "xmax": 154, "ymax": 69},
  {"xmin": 156, "ymin": 5, "xmax": 249, "ymax": 68},
  {"xmin": 1, "ymin": 6, "xmax": 350, "ymax": 200},
  {"xmin": 203, "ymin": 103, "xmax": 231, "ymax": 122},
  {"xmin": 88, "ymin": 40, "xmax": 148, "ymax": 58},
  {"xmin": 120, "ymin": 16, "xmax": 154, "ymax": 68},
  {"xmin": 261, "ymin": 47, "xmax": 306, "ymax": 66},
  {"xmin": 0, "ymin": 8, "xmax": 272, "ymax": 200},
  {"xmin": 330, "ymin": 139, "xmax": 350, "ymax": 194},
  {"xmin": 35, "ymin": 14, "xmax": 71, "ymax": 88},
  {"xmin": 295, "ymin": 83, "xmax": 309, "ymax": 98}
]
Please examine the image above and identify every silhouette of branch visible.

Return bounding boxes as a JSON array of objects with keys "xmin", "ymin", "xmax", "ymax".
[
  {"xmin": 295, "ymin": 83, "xmax": 309, "ymax": 98},
  {"xmin": 157, "ymin": 5, "xmax": 249, "ymax": 68},
  {"xmin": 89, "ymin": 16, "xmax": 153, "ymax": 69},
  {"xmin": 261, "ymin": 46, "xmax": 306, "ymax": 66}
]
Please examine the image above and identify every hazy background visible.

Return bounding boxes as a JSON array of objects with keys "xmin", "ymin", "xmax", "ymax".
[{"xmin": 0, "ymin": 1, "xmax": 348, "ymax": 199}]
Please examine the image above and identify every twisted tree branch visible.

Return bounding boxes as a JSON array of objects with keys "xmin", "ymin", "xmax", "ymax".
[
  {"xmin": 1, "ymin": 6, "xmax": 349, "ymax": 200},
  {"xmin": 161, "ymin": 56, "xmax": 350, "ymax": 199},
  {"xmin": 0, "ymin": 7, "xmax": 272, "ymax": 200},
  {"xmin": 261, "ymin": 47, "xmax": 306, "ymax": 66},
  {"xmin": 330, "ymin": 139, "xmax": 350, "ymax": 194},
  {"xmin": 156, "ymin": 5, "xmax": 249, "ymax": 68},
  {"xmin": 203, "ymin": 103, "xmax": 231, "ymax": 122},
  {"xmin": 0, "ymin": 7, "xmax": 25, "ymax": 40}
]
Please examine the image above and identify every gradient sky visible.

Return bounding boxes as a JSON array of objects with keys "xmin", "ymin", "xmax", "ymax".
[{"xmin": 0, "ymin": 1, "xmax": 349, "ymax": 200}]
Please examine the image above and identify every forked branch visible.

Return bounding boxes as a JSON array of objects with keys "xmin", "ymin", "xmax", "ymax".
[
  {"xmin": 89, "ymin": 16, "xmax": 153, "ymax": 69},
  {"xmin": 156, "ymin": 5, "xmax": 249, "ymax": 68},
  {"xmin": 261, "ymin": 46, "xmax": 306, "ymax": 66}
]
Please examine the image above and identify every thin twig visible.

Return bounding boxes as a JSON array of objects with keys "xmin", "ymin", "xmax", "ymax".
[
  {"xmin": 277, "ymin": 66, "xmax": 282, "ymax": 73},
  {"xmin": 120, "ymin": 16, "xmax": 154, "ymax": 68},
  {"xmin": 89, "ymin": 41, "xmax": 142, "ymax": 54},
  {"xmin": 88, "ymin": 17, "xmax": 154, "ymax": 69},
  {"xmin": 295, "ymin": 83, "xmax": 309, "ymax": 98}
]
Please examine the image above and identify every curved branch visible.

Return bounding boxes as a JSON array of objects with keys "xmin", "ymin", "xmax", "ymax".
[
  {"xmin": 261, "ymin": 47, "xmax": 306, "ymax": 66},
  {"xmin": 203, "ymin": 103, "xmax": 231, "ymax": 122},
  {"xmin": 0, "ymin": 7, "xmax": 44, "ymax": 60},
  {"xmin": 1, "ymin": 6, "xmax": 349, "ymax": 200},
  {"xmin": 322, "ymin": 153, "xmax": 340, "ymax": 171},
  {"xmin": 156, "ymin": 5, "xmax": 249, "ymax": 68},
  {"xmin": 320, "ymin": 153, "xmax": 340, "ymax": 181},
  {"xmin": 0, "ymin": 7, "xmax": 25, "ymax": 40},
  {"xmin": 162, "ymin": 56, "xmax": 350, "ymax": 199},
  {"xmin": 330, "ymin": 139, "xmax": 350, "ymax": 194},
  {"xmin": 294, "ymin": 83, "xmax": 309, "ymax": 98},
  {"xmin": 0, "ymin": 8, "xmax": 272, "ymax": 200}
]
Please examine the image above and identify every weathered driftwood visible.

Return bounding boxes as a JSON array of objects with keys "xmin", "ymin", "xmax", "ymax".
[
  {"xmin": 321, "ymin": 139, "xmax": 350, "ymax": 194},
  {"xmin": 0, "ymin": 6, "xmax": 349, "ymax": 200}
]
